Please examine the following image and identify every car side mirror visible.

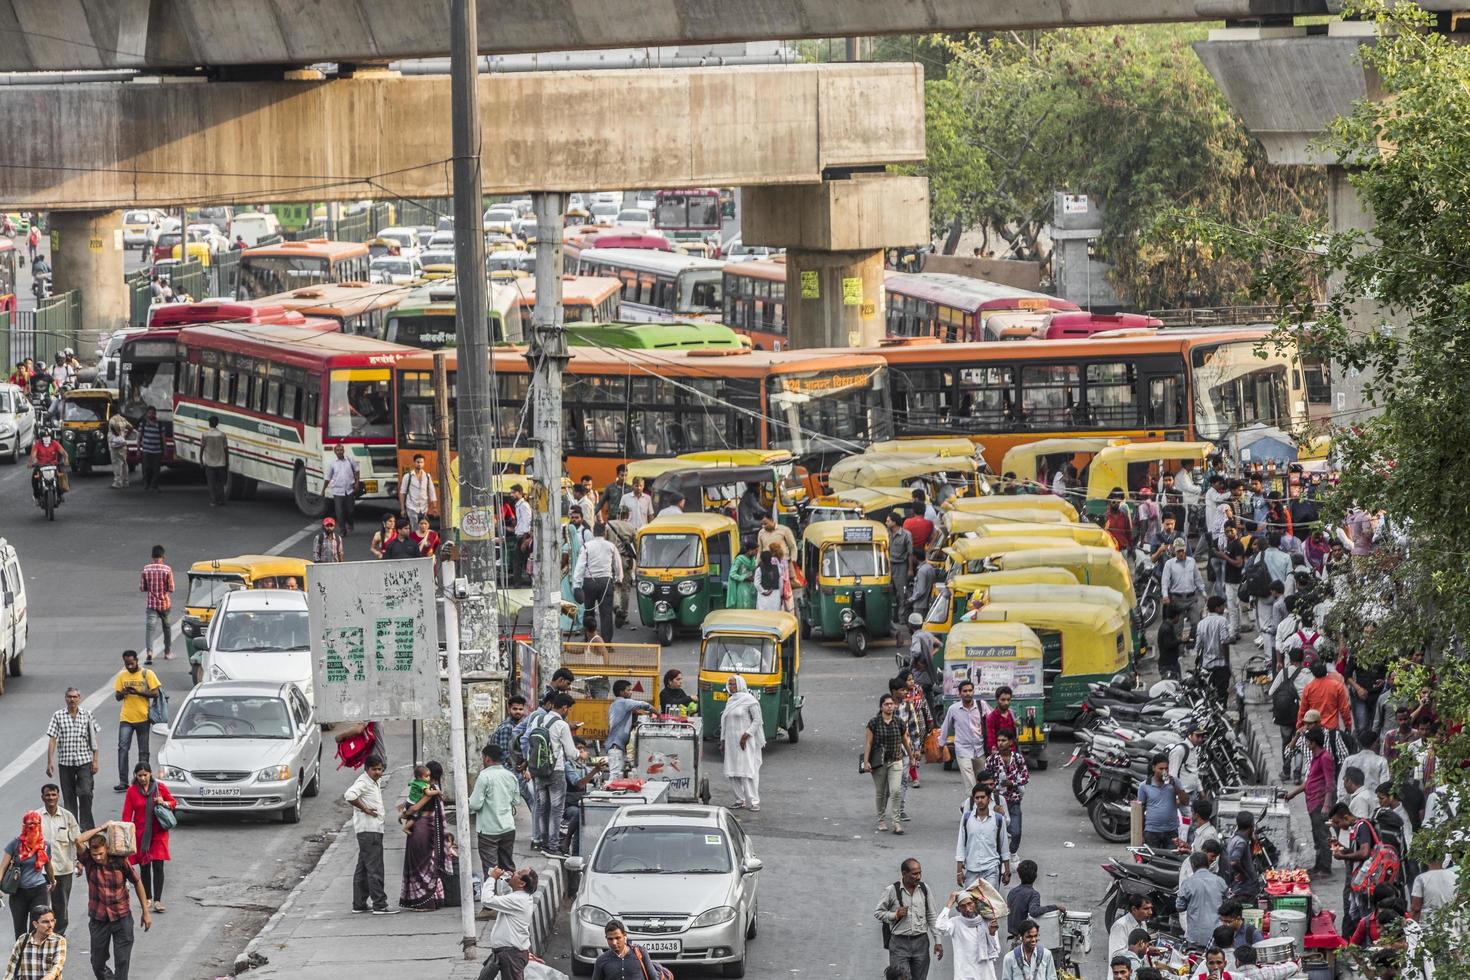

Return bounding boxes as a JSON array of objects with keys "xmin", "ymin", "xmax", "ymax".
[
  {"xmin": 194, "ymin": 638, "xmax": 210, "ymax": 654},
  {"xmin": 151, "ymin": 724, "xmax": 170, "ymax": 738},
  {"xmin": 741, "ymin": 857, "xmax": 763, "ymax": 875},
  {"xmin": 564, "ymin": 856, "xmax": 584, "ymax": 873}
]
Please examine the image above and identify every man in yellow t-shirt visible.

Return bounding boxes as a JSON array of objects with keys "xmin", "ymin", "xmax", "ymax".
[{"xmin": 113, "ymin": 649, "xmax": 160, "ymax": 793}]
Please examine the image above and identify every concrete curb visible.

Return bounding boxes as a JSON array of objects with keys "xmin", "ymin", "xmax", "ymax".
[
  {"xmin": 233, "ymin": 817, "xmax": 354, "ymax": 975},
  {"xmin": 1239, "ymin": 684, "xmax": 1312, "ymax": 864},
  {"xmin": 528, "ymin": 858, "xmax": 566, "ymax": 954}
]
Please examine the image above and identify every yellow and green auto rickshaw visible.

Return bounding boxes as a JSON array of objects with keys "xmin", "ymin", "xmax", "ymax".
[
  {"xmin": 940, "ymin": 622, "xmax": 1049, "ymax": 767},
  {"xmin": 825, "ymin": 454, "xmax": 985, "ymax": 505},
  {"xmin": 625, "ymin": 457, "xmax": 715, "ymax": 486},
  {"xmin": 921, "ymin": 569, "xmax": 1081, "ymax": 639},
  {"xmin": 971, "ymin": 602, "xmax": 1131, "ymax": 725},
  {"xmin": 805, "ymin": 487, "xmax": 913, "ymax": 527},
  {"xmin": 867, "ymin": 437, "xmax": 985, "ymax": 463},
  {"xmin": 54, "ymin": 387, "xmax": 118, "ymax": 476},
  {"xmin": 1082, "ymin": 441, "xmax": 1215, "ymax": 521},
  {"xmin": 985, "ymin": 544, "xmax": 1138, "ymax": 608},
  {"xmin": 797, "ymin": 520, "xmax": 893, "ymax": 656},
  {"xmin": 998, "ymin": 437, "xmax": 1125, "ymax": 491},
  {"xmin": 635, "ymin": 513, "xmax": 738, "ymax": 646},
  {"xmin": 697, "ymin": 609, "xmax": 803, "ymax": 743},
  {"xmin": 941, "ymin": 513, "xmax": 1118, "ymax": 551},
  {"xmin": 652, "ymin": 464, "xmax": 804, "ymax": 536},
  {"xmin": 182, "ymin": 555, "xmax": 312, "ymax": 683},
  {"xmin": 945, "ymin": 493, "xmax": 1080, "ymax": 523}
]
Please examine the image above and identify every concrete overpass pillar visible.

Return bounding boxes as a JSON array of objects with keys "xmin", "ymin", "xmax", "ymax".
[
  {"xmin": 742, "ymin": 174, "xmax": 928, "ymax": 349},
  {"xmin": 49, "ymin": 210, "xmax": 127, "ymax": 345}
]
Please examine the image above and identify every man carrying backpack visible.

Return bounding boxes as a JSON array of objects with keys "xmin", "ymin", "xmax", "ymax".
[
  {"xmin": 1268, "ymin": 648, "xmax": 1310, "ymax": 777},
  {"xmin": 874, "ymin": 858, "xmax": 941, "ymax": 980},
  {"xmin": 527, "ymin": 693, "xmax": 577, "ymax": 856},
  {"xmin": 1330, "ymin": 801, "xmax": 1398, "ymax": 939}
]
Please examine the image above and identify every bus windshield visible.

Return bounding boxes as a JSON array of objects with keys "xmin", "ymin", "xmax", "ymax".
[
  {"xmin": 384, "ymin": 315, "xmax": 457, "ymax": 349},
  {"xmin": 677, "ymin": 270, "xmax": 722, "ymax": 314},
  {"xmin": 767, "ymin": 367, "xmax": 889, "ymax": 456},
  {"xmin": 121, "ymin": 355, "xmax": 176, "ymax": 419},
  {"xmin": 1191, "ymin": 341, "xmax": 1292, "ymax": 441},
  {"xmin": 327, "ymin": 369, "xmax": 393, "ymax": 439},
  {"xmin": 239, "ymin": 256, "xmax": 331, "ymax": 297}
]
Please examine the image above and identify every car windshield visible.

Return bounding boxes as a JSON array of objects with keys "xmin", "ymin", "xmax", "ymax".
[
  {"xmin": 617, "ymin": 209, "xmax": 649, "ymax": 224},
  {"xmin": 638, "ymin": 533, "xmax": 703, "ymax": 569},
  {"xmin": 420, "ymin": 250, "xmax": 455, "ymax": 267},
  {"xmin": 821, "ymin": 544, "xmax": 885, "ymax": 578},
  {"xmin": 125, "ymin": 210, "xmax": 152, "ymax": 224},
  {"xmin": 173, "ymin": 695, "xmax": 293, "ymax": 739},
  {"xmin": 372, "ymin": 259, "xmax": 412, "ymax": 277},
  {"xmin": 0, "ymin": 390, "xmax": 13, "ymax": 413},
  {"xmin": 213, "ymin": 609, "xmax": 311, "ymax": 652},
  {"xmin": 188, "ymin": 574, "xmax": 245, "ymax": 608},
  {"xmin": 592, "ymin": 826, "xmax": 731, "ymax": 875},
  {"xmin": 702, "ymin": 636, "xmax": 776, "ymax": 674}
]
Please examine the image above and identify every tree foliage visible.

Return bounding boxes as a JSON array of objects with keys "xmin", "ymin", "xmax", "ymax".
[
  {"xmin": 913, "ymin": 27, "xmax": 1322, "ymax": 308},
  {"xmin": 1165, "ymin": 2, "xmax": 1470, "ymax": 969}
]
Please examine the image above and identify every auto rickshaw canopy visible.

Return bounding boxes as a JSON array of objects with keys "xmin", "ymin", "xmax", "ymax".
[
  {"xmin": 999, "ymin": 438, "xmax": 1125, "ymax": 483},
  {"xmin": 651, "ymin": 465, "xmax": 800, "ymax": 514},
  {"xmin": 945, "ymin": 536, "xmax": 1079, "ymax": 568},
  {"xmin": 1086, "ymin": 441, "xmax": 1215, "ymax": 501},
  {"xmin": 626, "ymin": 457, "xmax": 715, "ymax": 482},
  {"xmin": 701, "ymin": 608, "xmax": 799, "ymax": 643},
  {"xmin": 807, "ymin": 487, "xmax": 913, "ymax": 521},
  {"xmin": 826, "ymin": 454, "xmax": 983, "ymax": 495},
  {"xmin": 970, "ymin": 602, "xmax": 1128, "ymax": 667},
  {"xmin": 942, "ymin": 621, "xmax": 1044, "ymax": 673},
  {"xmin": 801, "ymin": 519, "xmax": 889, "ymax": 551},
  {"xmin": 989, "ymin": 544, "xmax": 1137, "ymax": 607},
  {"xmin": 867, "ymin": 437, "xmax": 985, "ymax": 462},
  {"xmin": 944, "ymin": 514, "xmax": 1117, "ymax": 550},
  {"xmin": 945, "ymin": 494, "xmax": 1079, "ymax": 523}
]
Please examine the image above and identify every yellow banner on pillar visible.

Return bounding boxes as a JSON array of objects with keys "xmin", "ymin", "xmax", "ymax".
[
  {"xmin": 842, "ymin": 277, "xmax": 863, "ymax": 306},
  {"xmin": 800, "ymin": 270, "xmax": 820, "ymax": 300}
]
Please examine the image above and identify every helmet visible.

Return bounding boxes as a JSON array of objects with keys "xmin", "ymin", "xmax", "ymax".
[{"xmin": 63, "ymin": 348, "xmax": 73, "ymax": 358}]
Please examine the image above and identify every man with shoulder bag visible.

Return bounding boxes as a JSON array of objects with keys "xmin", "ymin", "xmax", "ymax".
[{"xmin": 874, "ymin": 858, "xmax": 942, "ymax": 980}]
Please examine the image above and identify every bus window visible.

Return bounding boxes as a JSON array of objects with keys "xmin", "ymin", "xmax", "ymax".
[
  {"xmin": 1083, "ymin": 363, "xmax": 1138, "ymax": 428},
  {"xmin": 1145, "ymin": 374, "xmax": 1187, "ymax": 427},
  {"xmin": 328, "ymin": 370, "xmax": 393, "ymax": 438},
  {"xmin": 957, "ymin": 366, "xmax": 1016, "ymax": 427},
  {"xmin": 895, "ymin": 368, "xmax": 954, "ymax": 429},
  {"xmin": 1019, "ymin": 364, "xmax": 1080, "ymax": 428}
]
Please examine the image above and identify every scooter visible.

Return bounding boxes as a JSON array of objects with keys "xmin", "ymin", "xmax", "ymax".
[{"xmin": 34, "ymin": 464, "xmax": 61, "ymax": 521}]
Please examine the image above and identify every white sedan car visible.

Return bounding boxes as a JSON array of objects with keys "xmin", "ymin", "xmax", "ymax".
[
  {"xmin": 0, "ymin": 383, "xmax": 37, "ymax": 462},
  {"xmin": 370, "ymin": 255, "xmax": 423, "ymax": 285}
]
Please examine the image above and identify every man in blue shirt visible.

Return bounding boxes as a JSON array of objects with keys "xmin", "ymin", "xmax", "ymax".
[
  {"xmin": 1135, "ymin": 754, "xmax": 1187, "ymax": 849},
  {"xmin": 1175, "ymin": 851, "xmax": 1228, "ymax": 946},
  {"xmin": 954, "ymin": 783, "xmax": 1011, "ymax": 888},
  {"xmin": 605, "ymin": 681, "xmax": 651, "ymax": 778}
]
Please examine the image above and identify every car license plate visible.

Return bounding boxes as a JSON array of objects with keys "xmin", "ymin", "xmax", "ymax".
[
  {"xmin": 200, "ymin": 787, "xmax": 241, "ymax": 797},
  {"xmin": 640, "ymin": 940, "xmax": 681, "ymax": 955}
]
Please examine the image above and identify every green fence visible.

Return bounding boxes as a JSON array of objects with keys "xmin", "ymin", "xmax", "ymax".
[
  {"xmin": 1, "ymin": 292, "xmax": 82, "ymax": 365},
  {"xmin": 285, "ymin": 221, "xmax": 330, "ymax": 242},
  {"xmin": 208, "ymin": 249, "xmax": 240, "ymax": 298},
  {"xmin": 127, "ymin": 273, "xmax": 152, "ymax": 327},
  {"xmin": 168, "ymin": 259, "xmax": 207, "ymax": 302}
]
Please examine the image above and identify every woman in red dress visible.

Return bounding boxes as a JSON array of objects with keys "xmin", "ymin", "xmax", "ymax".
[{"xmin": 121, "ymin": 762, "xmax": 176, "ymax": 912}]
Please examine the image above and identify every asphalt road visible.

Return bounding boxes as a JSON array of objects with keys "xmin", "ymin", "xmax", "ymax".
[
  {"xmin": 540, "ymin": 620, "xmax": 1127, "ymax": 980},
  {"xmin": 0, "ymin": 460, "xmax": 398, "ymax": 978}
]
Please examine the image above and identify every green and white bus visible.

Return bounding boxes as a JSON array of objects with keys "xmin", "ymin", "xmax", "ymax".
[{"xmin": 379, "ymin": 280, "xmax": 526, "ymax": 349}]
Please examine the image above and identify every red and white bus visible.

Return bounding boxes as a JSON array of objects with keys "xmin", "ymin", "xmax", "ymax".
[
  {"xmin": 172, "ymin": 324, "xmax": 416, "ymax": 513},
  {"xmin": 884, "ymin": 272, "xmax": 1078, "ymax": 343}
]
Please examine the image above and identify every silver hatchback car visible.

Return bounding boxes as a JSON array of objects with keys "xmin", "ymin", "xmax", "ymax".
[
  {"xmin": 154, "ymin": 680, "xmax": 322, "ymax": 824},
  {"xmin": 567, "ymin": 805, "xmax": 761, "ymax": 977}
]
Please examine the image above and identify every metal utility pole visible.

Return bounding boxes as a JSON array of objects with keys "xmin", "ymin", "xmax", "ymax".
[
  {"xmin": 439, "ymin": 559, "xmax": 477, "ymax": 952},
  {"xmin": 527, "ymin": 192, "xmax": 567, "ymax": 678},
  {"xmin": 449, "ymin": 0, "xmax": 495, "ymax": 584}
]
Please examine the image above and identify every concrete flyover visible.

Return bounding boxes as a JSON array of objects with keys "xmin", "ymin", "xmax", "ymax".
[
  {"xmin": 0, "ymin": 63, "xmax": 924, "ymax": 210},
  {"xmin": 0, "ymin": 0, "xmax": 1356, "ymax": 73}
]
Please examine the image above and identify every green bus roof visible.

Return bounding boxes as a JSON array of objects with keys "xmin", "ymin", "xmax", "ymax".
[{"xmin": 564, "ymin": 319, "xmax": 742, "ymax": 350}]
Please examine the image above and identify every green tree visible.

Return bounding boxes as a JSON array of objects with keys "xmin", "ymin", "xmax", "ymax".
[
  {"xmin": 1166, "ymin": 2, "xmax": 1470, "ymax": 970},
  {"xmin": 914, "ymin": 27, "xmax": 1322, "ymax": 308}
]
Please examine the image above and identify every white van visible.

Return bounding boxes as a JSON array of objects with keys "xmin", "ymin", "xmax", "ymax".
[
  {"xmin": 0, "ymin": 538, "xmax": 29, "ymax": 694},
  {"xmin": 230, "ymin": 212, "xmax": 282, "ymax": 247}
]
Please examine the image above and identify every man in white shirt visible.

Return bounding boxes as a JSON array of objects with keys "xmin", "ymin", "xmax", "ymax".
[
  {"xmin": 510, "ymin": 484, "xmax": 533, "ymax": 584},
  {"xmin": 322, "ymin": 443, "xmax": 361, "ymax": 532},
  {"xmin": 479, "ymin": 866, "xmax": 538, "ymax": 980},
  {"xmin": 38, "ymin": 783, "xmax": 80, "ymax": 935},
  {"xmin": 1108, "ymin": 894, "xmax": 1154, "ymax": 959},
  {"xmin": 1410, "ymin": 856, "xmax": 1458, "ymax": 925},
  {"xmin": 1174, "ymin": 460, "xmax": 1201, "ymax": 507},
  {"xmin": 1337, "ymin": 730, "xmax": 1390, "ymax": 800},
  {"xmin": 1341, "ymin": 767, "xmax": 1377, "ymax": 819},
  {"xmin": 343, "ymin": 760, "xmax": 397, "ymax": 914},
  {"xmin": 619, "ymin": 477, "xmax": 654, "ymax": 531},
  {"xmin": 574, "ymin": 523, "xmax": 624, "ymax": 641},
  {"xmin": 657, "ymin": 492, "xmax": 686, "ymax": 519},
  {"xmin": 397, "ymin": 453, "xmax": 438, "ymax": 529},
  {"xmin": 1169, "ymin": 727, "xmax": 1206, "ymax": 799}
]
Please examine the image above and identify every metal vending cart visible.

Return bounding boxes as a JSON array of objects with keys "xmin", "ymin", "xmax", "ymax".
[{"xmin": 629, "ymin": 716, "xmax": 710, "ymax": 804}]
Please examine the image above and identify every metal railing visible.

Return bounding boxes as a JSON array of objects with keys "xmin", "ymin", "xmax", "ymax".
[
  {"xmin": 1, "ymin": 291, "xmax": 82, "ymax": 364},
  {"xmin": 285, "ymin": 221, "xmax": 330, "ymax": 242},
  {"xmin": 1146, "ymin": 305, "xmax": 1293, "ymax": 328},
  {"xmin": 127, "ymin": 273, "xmax": 152, "ymax": 328}
]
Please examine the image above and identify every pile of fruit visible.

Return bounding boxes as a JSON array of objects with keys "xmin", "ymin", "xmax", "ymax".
[{"xmin": 1263, "ymin": 867, "xmax": 1312, "ymax": 894}]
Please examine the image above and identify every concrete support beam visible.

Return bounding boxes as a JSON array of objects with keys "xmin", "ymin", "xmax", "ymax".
[
  {"xmin": 49, "ymin": 210, "xmax": 127, "ymax": 343},
  {"xmin": 0, "ymin": 64, "xmax": 925, "ymax": 210},
  {"xmin": 743, "ymin": 176, "xmax": 927, "ymax": 349}
]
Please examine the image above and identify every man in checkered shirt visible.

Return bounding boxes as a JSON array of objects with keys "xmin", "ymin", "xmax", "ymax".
[
  {"xmin": 45, "ymin": 687, "xmax": 99, "ymax": 830},
  {"xmin": 138, "ymin": 545, "xmax": 174, "ymax": 666},
  {"xmin": 3, "ymin": 906, "xmax": 65, "ymax": 980}
]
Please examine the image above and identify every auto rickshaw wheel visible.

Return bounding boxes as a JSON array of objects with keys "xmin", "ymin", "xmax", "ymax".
[
  {"xmin": 786, "ymin": 716, "xmax": 800, "ymax": 744},
  {"xmin": 655, "ymin": 621, "xmax": 675, "ymax": 647},
  {"xmin": 190, "ymin": 662, "xmax": 202, "ymax": 687},
  {"xmin": 846, "ymin": 628, "xmax": 869, "ymax": 657}
]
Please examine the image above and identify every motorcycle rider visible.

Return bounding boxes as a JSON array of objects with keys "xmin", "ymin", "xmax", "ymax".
[
  {"xmin": 50, "ymin": 351, "xmax": 74, "ymax": 389},
  {"xmin": 30, "ymin": 425, "xmax": 69, "ymax": 501}
]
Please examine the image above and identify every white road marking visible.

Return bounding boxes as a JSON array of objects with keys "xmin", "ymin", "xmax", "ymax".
[{"xmin": 0, "ymin": 520, "xmax": 316, "ymax": 792}]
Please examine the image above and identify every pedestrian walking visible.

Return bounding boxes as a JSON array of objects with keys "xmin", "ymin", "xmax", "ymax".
[
  {"xmin": 1005, "ymin": 859, "xmax": 1063, "ymax": 940},
  {"xmin": 938, "ymin": 680, "xmax": 986, "ymax": 794},
  {"xmin": 199, "ymin": 415, "xmax": 229, "ymax": 506},
  {"xmin": 875, "ymin": 859, "xmax": 942, "ymax": 980},
  {"xmin": 121, "ymin": 764, "xmax": 175, "ymax": 914},
  {"xmin": 510, "ymin": 485, "xmax": 533, "ymax": 584},
  {"xmin": 955, "ymin": 784, "xmax": 1011, "ymax": 889},
  {"xmin": 590, "ymin": 919, "xmax": 670, "ymax": 980},
  {"xmin": 1194, "ymin": 596, "xmax": 1232, "ymax": 702},
  {"xmin": 1161, "ymin": 540, "xmax": 1205, "ymax": 638},
  {"xmin": 138, "ymin": 546, "xmax": 174, "ymax": 665},
  {"xmin": 322, "ymin": 443, "xmax": 360, "ymax": 533},
  {"xmin": 397, "ymin": 453, "xmax": 438, "ymax": 529},
  {"xmin": 725, "ymin": 540, "xmax": 758, "ymax": 610},
  {"xmin": 135, "ymin": 408, "xmax": 165, "ymax": 492},
  {"xmin": 862, "ymin": 693, "xmax": 911, "ymax": 834},
  {"xmin": 312, "ymin": 517, "xmax": 344, "ymax": 563},
  {"xmin": 111, "ymin": 651, "xmax": 160, "ymax": 792},
  {"xmin": 936, "ymin": 886, "xmax": 1000, "ymax": 980},
  {"xmin": 370, "ymin": 513, "xmax": 396, "ymax": 559},
  {"xmin": 574, "ymin": 523, "xmax": 623, "ymax": 642},
  {"xmin": 37, "ymin": 785, "xmax": 79, "ymax": 936},
  {"xmin": 45, "ymin": 687, "xmax": 99, "ymax": 830},
  {"xmin": 1000, "ymin": 920, "xmax": 1056, "ymax": 980},
  {"xmin": 1284, "ymin": 727, "xmax": 1336, "ymax": 876},
  {"xmin": 984, "ymin": 733, "xmax": 1028, "ymax": 854},
  {"xmin": 0, "ymin": 812, "xmax": 55, "ymax": 941},
  {"xmin": 476, "ymin": 866, "xmax": 537, "ymax": 980},
  {"xmin": 468, "ymin": 745, "xmax": 520, "ymax": 881},
  {"xmin": 107, "ymin": 412, "xmax": 133, "ymax": 489},
  {"xmin": 529, "ymin": 694, "xmax": 576, "ymax": 856},
  {"xmin": 344, "ymin": 759, "xmax": 397, "ymax": 914},
  {"xmin": 76, "ymin": 824, "xmax": 151, "ymax": 980},
  {"xmin": 618, "ymin": 478, "xmax": 654, "ymax": 531},
  {"xmin": 26, "ymin": 226, "xmax": 38, "ymax": 263},
  {"xmin": 719, "ymin": 676, "xmax": 765, "ymax": 811},
  {"xmin": 382, "ymin": 515, "xmax": 421, "ymax": 560},
  {"xmin": 3, "ymin": 905, "xmax": 65, "ymax": 980}
]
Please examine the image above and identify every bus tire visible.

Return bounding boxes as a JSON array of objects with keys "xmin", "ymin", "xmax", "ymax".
[{"xmin": 293, "ymin": 466, "xmax": 328, "ymax": 518}]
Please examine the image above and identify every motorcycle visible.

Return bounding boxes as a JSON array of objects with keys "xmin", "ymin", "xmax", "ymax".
[
  {"xmin": 1132, "ymin": 546, "xmax": 1163, "ymax": 628},
  {"xmin": 34, "ymin": 464, "xmax": 60, "ymax": 521},
  {"xmin": 1100, "ymin": 846, "xmax": 1188, "ymax": 933}
]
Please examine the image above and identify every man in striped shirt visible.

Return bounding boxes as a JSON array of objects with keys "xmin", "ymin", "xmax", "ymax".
[{"xmin": 139, "ymin": 545, "xmax": 174, "ymax": 665}]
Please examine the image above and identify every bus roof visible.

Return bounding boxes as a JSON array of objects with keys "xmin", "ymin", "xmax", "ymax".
[
  {"xmin": 253, "ymin": 281, "xmax": 412, "ymax": 317},
  {"xmin": 241, "ymin": 238, "xmax": 370, "ymax": 259},
  {"xmin": 563, "ymin": 320, "xmax": 743, "ymax": 350},
  {"xmin": 512, "ymin": 275, "xmax": 621, "ymax": 308},
  {"xmin": 392, "ymin": 279, "xmax": 522, "ymax": 314},
  {"xmin": 147, "ymin": 301, "xmax": 309, "ymax": 328},
  {"xmin": 584, "ymin": 231, "xmax": 673, "ymax": 252},
  {"xmin": 395, "ymin": 344, "xmax": 886, "ymax": 377},
  {"xmin": 576, "ymin": 247, "xmax": 724, "ymax": 274},
  {"xmin": 884, "ymin": 271, "xmax": 1079, "ymax": 314},
  {"xmin": 723, "ymin": 259, "xmax": 785, "ymax": 282},
  {"xmin": 177, "ymin": 323, "xmax": 416, "ymax": 370},
  {"xmin": 865, "ymin": 328, "xmax": 1273, "ymax": 366}
]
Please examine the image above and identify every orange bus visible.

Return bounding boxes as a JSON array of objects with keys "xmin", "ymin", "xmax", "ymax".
[
  {"xmin": 251, "ymin": 281, "xmax": 412, "ymax": 338},
  {"xmin": 512, "ymin": 275, "xmax": 622, "ymax": 325},
  {"xmin": 721, "ymin": 259, "xmax": 786, "ymax": 351},
  {"xmin": 875, "ymin": 329, "xmax": 1308, "ymax": 464},
  {"xmin": 237, "ymin": 239, "xmax": 372, "ymax": 299},
  {"xmin": 394, "ymin": 346, "xmax": 892, "ymax": 485}
]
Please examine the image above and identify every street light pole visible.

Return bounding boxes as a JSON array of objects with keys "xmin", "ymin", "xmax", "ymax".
[
  {"xmin": 439, "ymin": 559, "xmax": 477, "ymax": 955},
  {"xmin": 527, "ymin": 192, "xmax": 567, "ymax": 678}
]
